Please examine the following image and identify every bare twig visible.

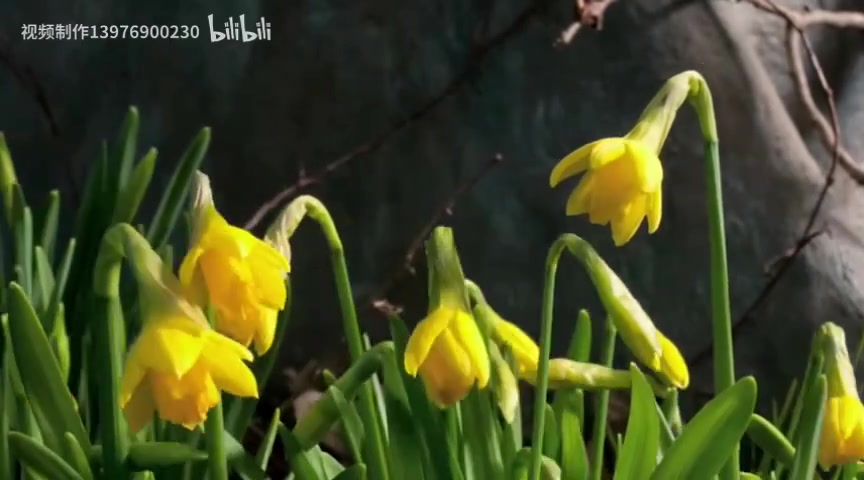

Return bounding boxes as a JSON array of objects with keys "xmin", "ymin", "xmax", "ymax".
[
  {"xmin": 556, "ymin": 0, "xmax": 619, "ymax": 45},
  {"xmin": 243, "ymin": 4, "xmax": 542, "ymax": 230},
  {"xmin": 689, "ymin": 0, "xmax": 848, "ymax": 367},
  {"xmin": 366, "ymin": 154, "xmax": 505, "ymax": 316}
]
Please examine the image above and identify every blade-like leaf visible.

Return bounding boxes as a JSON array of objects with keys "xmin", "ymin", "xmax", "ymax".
[
  {"xmin": 788, "ymin": 375, "xmax": 826, "ymax": 480},
  {"xmin": 127, "ymin": 441, "xmax": 208, "ymax": 470},
  {"xmin": 147, "ymin": 127, "xmax": 210, "ymax": 249},
  {"xmin": 650, "ymin": 377, "xmax": 757, "ymax": 480},
  {"xmin": 9, "ymin": 431, "xmax": 83, "ymax": 480},
  {"xmin": 614, "ymin": 364, "xmax": 659, "ymax": 480},
  {"xmin": 62, "ymin": 433, "xmax": 94, "ymax": 480},
  {"xmin": 38, "ymin": 190, "xmax": 60, "ymax": 263},
  {"xmin": 254, "ymin": 409, "xmax": 281, "ymax": 470},
  {"xmin": 559, "ymin": 390, "xmax": 589, "ymax": 480},
  {"xmin": 113, "ymin": 148, "xmax": 157, "ymax": 224},
  {"xmin": 746, "ymin": 414, "xmax": 795, "ymax": 467},
  {"xmin": 6, "ymin": 283, "xmax": 88, "ymax": 453}
]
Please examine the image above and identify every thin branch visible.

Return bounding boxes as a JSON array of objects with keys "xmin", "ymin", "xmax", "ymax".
[
  {"xmin": 556, "ymin": 0, "xmax": 619, "ymax": 45},
  {"xmin": 689, "ymin": 0, "xmax": 847, "ymax": 367},
  {"xmin": 243, "ymin": 3, "xmax": 542, "ymax": 230},
  {"xmin": 367, "ymin": 153, "xmax": 505, "ymax": 316},
  {"xmin": 0, "ymin": 35, "xmax": 59, "ymax": 136}
]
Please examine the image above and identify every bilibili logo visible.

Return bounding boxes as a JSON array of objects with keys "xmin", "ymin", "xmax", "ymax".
[{"xmin": 207, "ymin": 14, "xmax": 271, "ymax": 42}]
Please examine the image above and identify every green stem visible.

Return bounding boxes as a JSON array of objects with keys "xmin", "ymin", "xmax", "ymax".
[
  {"xmin": 528, "ymin": 237, "xmax": 569, "ymax": 480},
  {"xmin": 589, "ymin": 317, "xmax": 617, "ymax": 480},
  {"xmin": 300, "ymin": 200, "xmax": 390, "ymax": 480},
  {"xmin": 92, "ymin": 275, "xmax": 130, "ymax": 478},
  {"xmin": 685, "ymin": 73, "xmax": 735, "ymax": 479},
  {"xmin": 205, "ymin": 401, "xmax": 228, "ymax": 480}
]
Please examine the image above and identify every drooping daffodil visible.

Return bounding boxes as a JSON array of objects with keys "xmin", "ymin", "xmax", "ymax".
[
  {"xmin": 549, "ymin": 72, "xmax": 695, "ymax": 246},
  {"xmin": 403, "ymin": 227, "xmax": 490, "ymax": 407},
  {"xmin": 99, "ymin": 224, "xmax": 259, "ymax": 432},
  {"xmin": 179, "ymin": 172, "xmax": 291, "ymax": 355}
]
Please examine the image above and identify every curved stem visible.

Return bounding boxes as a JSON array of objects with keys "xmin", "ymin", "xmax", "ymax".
[
  {"xmin": 268, "ymin": 196, "xmax": 390, "ymax": 480},
  {"xmin": 528, "ymin": 236, "xmax": 569, "ymax": 480}
]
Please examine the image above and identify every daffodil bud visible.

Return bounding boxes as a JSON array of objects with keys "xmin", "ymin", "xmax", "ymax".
[
  {"xmin": 569, "ymin": 239, "xmax": 689, "ymax": 389},
  {"xmin": 403, "ymin": 227, "xmax": 490, "ymax": 407},
  {"xmin": 488, "ymin": 342, "xmax": 519, "ymax": 424},
  {"xmin": 817, "ymin": 322, "xmax": 864, "ymax": 469},
  {"xmin": 263, "ymin": 194, "xmax": 329, "ymax": 265},
  {"xmin": 520, "ymin": 358, "xmax": 672, "ymax": 398}
]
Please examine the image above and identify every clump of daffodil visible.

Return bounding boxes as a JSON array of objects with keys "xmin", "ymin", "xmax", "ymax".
[
  {"xmin": 549, "ymin": 73, "xmax": 694, "ymax": 246},
  {"xmin": 818, "ymin": 322, "xmax": 864, "ymax": 469},
  {"xmin": 99, "ymin": 225, "xmax": 259, "ymax": 433},
  {"xmin": 403, "ymin": 227, "xmax": 490, "ymax": 407},
  {"xmin": 179, "ymin": 172, "xmax": 290, "ymax": 355}
]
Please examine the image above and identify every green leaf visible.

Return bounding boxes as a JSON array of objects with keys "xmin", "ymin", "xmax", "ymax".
[
  {"xmin": 62, "ymin": 433, "xmax": 94, "ymax": 480},
  {"xmin": 332, "ymin": 464, "xmax": 367, "ymax": 480},
  {"xmin": 14, "ymin": 199, "xmax": 33, "ymax": 296},
  {"xmin": 279, "ymin": 424, "xmax": 326, "ymax": 480},
  {"xmin": 329, "ymin": 385, "xmax": 365, "ymax": 461},
  {"xmin": 0, "ymin": 132, "xmax": 18, "ymax": 225},
  {"xmin": 559, "ymin": 391, "xmax": 589, "ymax": 480},
  {"xmin": 789, "ymin": 375, "xmax": 826, "ymax": 480},
  {"xmin": 38, "ymin": 190, "xmax": 60, "ymax": 263},
  {"xmin": 542, "ymin": 404, "xmax": 560, "ymax": 460},
  {"xmin": 146, "ymin": 127, "xmax": 210, "ymax": 249},
  {"xmin": 126, "ymin": 441, "xmax": 207, "ymax": 470},
  {"xmin": 746, "ymin": 414, "xmax": 795, "ymax": 467},
  {"xmin": 43, "ymin": 238, "xmax": 75, "ymax": 333},
  {"xmin": 223, "ymin": 430, "xmax": 266, "ymax": 480},
  {"xmin": 32, "ymin": 246, "xmax": 55, "ymax": 314},
  {"xmin": 115, "ymin": 107, "xmax": 139, "ymax": 188},
  {"xmin": 254, "ymin": 409, "xmax": 281, "ymax": 470},
  {"xmin": 650, "ymin": 376, "xmax": 758, "ymax": 480},
  {"xmin": 6, "ymin": 283, "xmax": 88, "ymax": 453},
  {"xmin": 615, "ymin": 364, "xmax": 659, "ymax": 480},
  {"xmin": 0, "ymin": 349, "xmax": 12, "ymax": 480},
  {"xmin": 382, "ymin": 390, "xmax": 429, "ymax": 480},
  {"xmin": 510, "ymin": 448, "xmax": 562, "ymax": 480},
  {"xmin": 113, "ymin": 148, "xmax": 156, "ymax": 224},
  {"xmin": 9, "ymin": 431, "xmax": 83, "ymax": 480}
]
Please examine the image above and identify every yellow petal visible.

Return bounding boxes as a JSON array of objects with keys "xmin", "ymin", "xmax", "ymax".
[
  {"xmin": 589, "ymin": 139, "xmax": 628, "ymax": 169},
  {"xmin": 494, "ymin": 320, "xmax": 539, "ymax": 373},
  {"xmin": 178, "ymin": 246, "xmax": 204, "ymax": 288},
  {"xmin": 404, "ymin": 307, "xmax": 454, "ymax": 376},
  {"xmin": 610, "ymin": 196, "xmax": 647, "ymax": 246},
  {"xmin": 565, "ymin": 172, "xmax": 595, "ymax": 216},
  {"xmin": 248, "ymin": 252, "xmax": 288, "ymax": 310},
  {"xmin": 203, "ymin": 330, "xmax": 254, "ymax": 362},
  {"xmin": 452, "ymin": 312, "xmax": 490, "ymax": 388},
  {"xmin": 647, "ymin": 188, "xmax": 662, "ymax": 233},
  {"xmin": 123, "ymin": 380, "xmax": 156, "ymax": 434},
  {"xmin": 134, "ymin": 317, "xmax": 206, "ymax": 377},
  {"xmin": 418, "ymin": 345, "xmax": 474, "ymax": 408},
  {"xmin": 120, "ymin": 350, "xmax": 148, "ymax": 406},
  {"xmin": 626, "ymin": 141, "xmax": 663, "ymax": 193},
  {"xmin": 203, "ymin": 344, "xmax": 259, "ymax": 399},
  {"xmin": 549, "ymin": 140, "xmax": 601, "ymax": 187},
  {"xmin": 253, "ymin": 307, "xmax": 279, "ymax": 355},
  {"xmin": 657, "ymin": 332, "xmax": 689, "ymax": 389}
]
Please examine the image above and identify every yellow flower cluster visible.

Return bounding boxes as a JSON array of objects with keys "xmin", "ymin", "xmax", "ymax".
[{"xmin": 119, "ymin": 173, "xmax": 290, "ymax": 432}]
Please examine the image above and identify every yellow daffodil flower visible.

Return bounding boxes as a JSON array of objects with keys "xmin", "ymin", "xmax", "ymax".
[
  {"xmin": 818, "ymin": 323, "xmax": 864, "ymax": 469},
  {"xmin": 404, "ymin": 226, "xmax": 490, "ymax": 407},
  {"xmin": 179, "ymin": 172, "xmax": 290, "ymax": 355},
  {"xmin": 549, "ymin": 72, "xmax": 696, "ymax": 246},
  {"xmin": 550, "ymin": 138, "xmax": 663, "ymax": 246},
  {"xmin": 117, "ymin": 239, "xmax": 258, "ymax": 433},
  {"xmin": 404, "ymin": 305, "xmax": 490, "ymax": 407}
]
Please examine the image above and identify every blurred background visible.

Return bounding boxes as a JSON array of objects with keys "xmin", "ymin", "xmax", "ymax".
[{"xmin": 2, "ymin": 0, "xmax": 864, "ymax": 439}]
